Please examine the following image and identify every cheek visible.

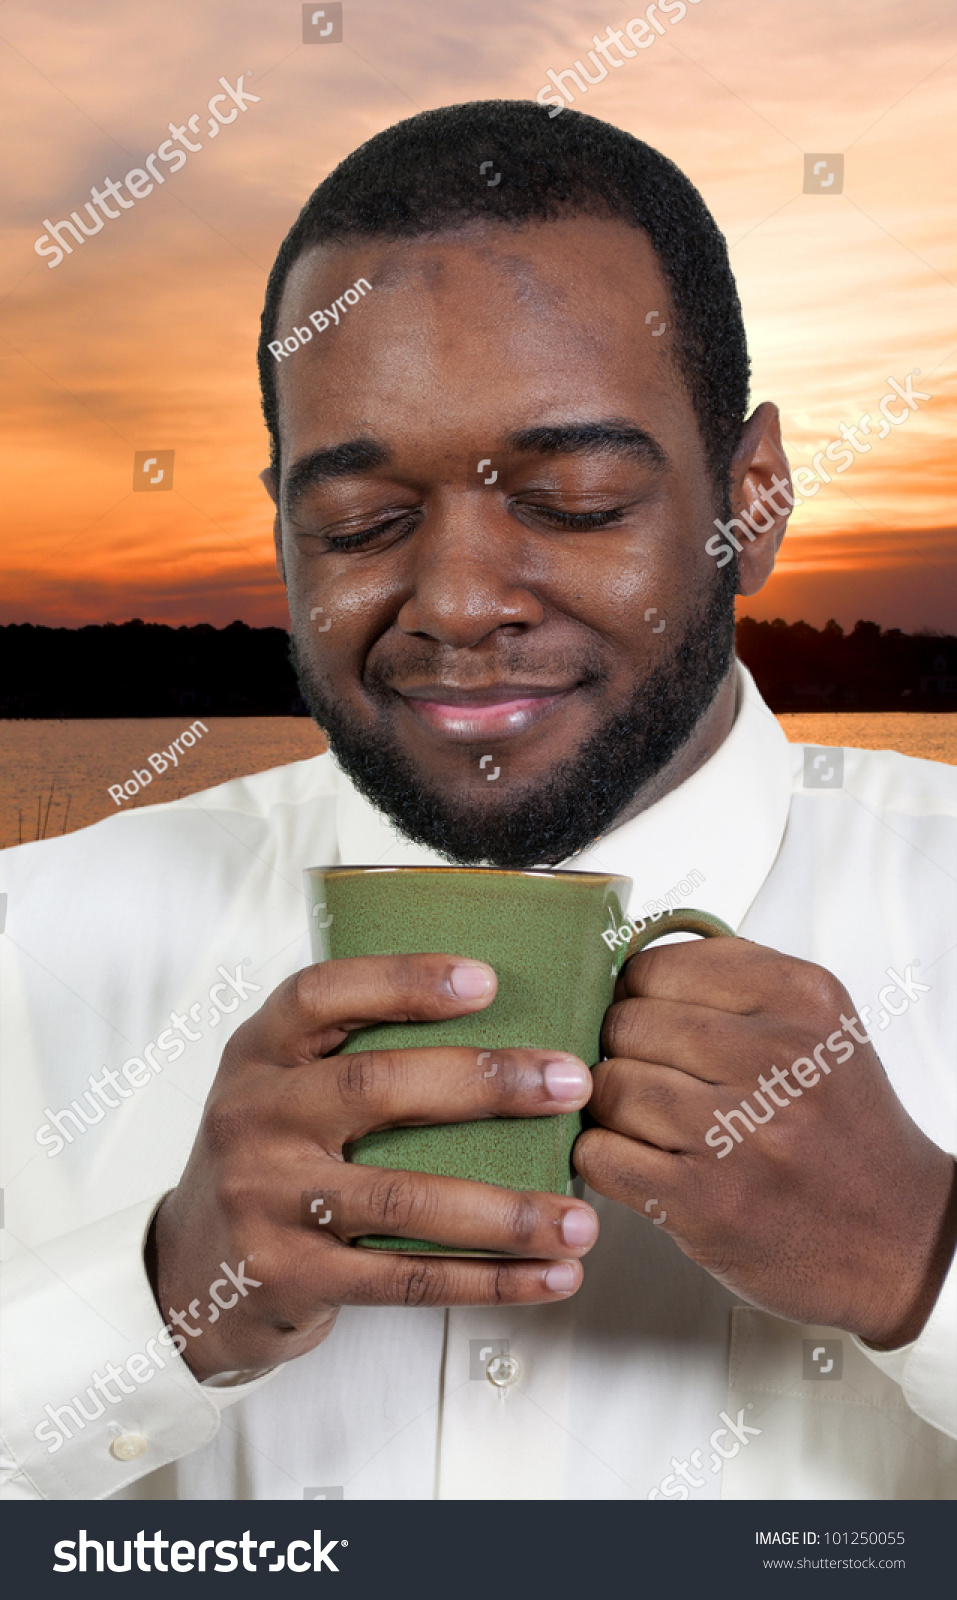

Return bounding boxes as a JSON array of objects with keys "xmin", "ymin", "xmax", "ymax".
[
  {"xmin": 287, "ymin": 559, "xmax": 401, "ymax": 675},
  {"xmin": 565, "ymin": 486, "xmax": 704, "ymax": 618},
  {"xmin": 558, "ymin": 549, "xmax": 687, "ymax": 668}
]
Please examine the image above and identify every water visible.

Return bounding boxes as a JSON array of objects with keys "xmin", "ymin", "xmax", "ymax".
[
  {"xmin": 775, "ymin": 713, "xmax": 957, "ymax": 765},
  {"xmin": 0, "ymin": 717, "xmax": 326, "ymax": 849},
  {"xmin": 2, "ymin": 714, "xmax": 954, "ymax": 849}
]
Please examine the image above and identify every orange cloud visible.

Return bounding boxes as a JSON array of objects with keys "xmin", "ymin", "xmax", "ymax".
[{"xmin": 2, "ymin": 0, "xmax": 955, "ymax": 631}]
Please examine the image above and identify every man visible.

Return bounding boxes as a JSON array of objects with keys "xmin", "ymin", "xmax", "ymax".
[{"xmin": 2, "ymin": 101, "xmax": 955, "ymax": 1501}]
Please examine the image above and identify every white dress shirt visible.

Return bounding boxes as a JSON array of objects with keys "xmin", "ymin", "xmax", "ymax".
[{"xmin": 2, "ymin": 664, "xmax": 955, "ymax": 1501}]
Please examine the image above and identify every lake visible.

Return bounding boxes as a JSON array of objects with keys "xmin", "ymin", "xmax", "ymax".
[{"xmin": 2, "ymin": 713, "xmax": 955, "ymax": 849}]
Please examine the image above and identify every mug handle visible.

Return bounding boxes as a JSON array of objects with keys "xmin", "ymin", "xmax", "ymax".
[{"xmin": 616, "ymin": 907, "xmax": 736, "ymax": 970}]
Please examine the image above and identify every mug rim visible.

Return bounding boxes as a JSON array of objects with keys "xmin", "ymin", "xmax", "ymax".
[{"xmin": 304, "ymin": 864, "xmax": 631, "ymax": 887}]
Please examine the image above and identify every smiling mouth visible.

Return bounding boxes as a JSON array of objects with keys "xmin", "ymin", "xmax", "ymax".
[{"xmin": 396, "ymin": 685, "xmax": 576, "ymax": 740}]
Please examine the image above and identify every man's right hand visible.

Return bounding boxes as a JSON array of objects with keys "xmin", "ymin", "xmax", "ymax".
[{"xmin": 149, "ymin": 955, "xmax": 598, "ymax": 1380}]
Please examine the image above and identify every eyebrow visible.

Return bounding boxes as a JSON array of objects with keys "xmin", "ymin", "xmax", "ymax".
[
  {"xmin": 282, "ymin": 418, "xmax": 668, "ymax": 517},
  {"xmin": 505, "ymin": 420, "xmax": 668, "ymax": 470},
  {"xmin": 283, "ymin": 438, "xmax": 390, "ymax": 518}
]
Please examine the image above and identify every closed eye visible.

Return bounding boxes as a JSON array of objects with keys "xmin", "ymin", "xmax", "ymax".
[
  {"xmin": 325, "ymin": 512, "xmax": 420, "ymax": 551},
  {"xmin": 522, "ymin": 505, "xmax": 628, "ymax": 529},
  {"xmin": 322, "ymin": 501, "xmax": 627, "ymax": 551}
]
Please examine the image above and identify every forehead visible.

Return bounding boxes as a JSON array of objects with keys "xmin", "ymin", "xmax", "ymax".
[{"xmin": 272, "ymin": 215, "xmax": 690, "ymax": 455}]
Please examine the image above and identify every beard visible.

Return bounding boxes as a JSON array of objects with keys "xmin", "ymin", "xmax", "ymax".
[{"xmin": 291, "ymin": 558, "xmax": 737, "ymax": 869}]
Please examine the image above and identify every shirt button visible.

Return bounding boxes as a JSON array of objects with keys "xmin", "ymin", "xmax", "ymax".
[
  {"xmin": 486, "ymin": 1352, "xmax": 522, "ymax": 1388},
  {"xmin": 109, "ymin": 1432, "xmax": 147, "ymax": 1461}
]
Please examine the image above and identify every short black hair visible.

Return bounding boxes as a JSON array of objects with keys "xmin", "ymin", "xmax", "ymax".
[{"xmin": 258, "ymin": 100, "xmax": 750, "ymax": 494}]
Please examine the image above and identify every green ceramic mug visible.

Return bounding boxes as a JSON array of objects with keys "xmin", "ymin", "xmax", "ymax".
[{"xmin": 304, "ymin": 865, "xmax": 733, "ymax": 1254}]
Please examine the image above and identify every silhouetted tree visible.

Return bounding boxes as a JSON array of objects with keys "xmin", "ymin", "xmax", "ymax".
[{"xmin": 1, "ymin": 618, "xmax": 954, "ymax": 717}]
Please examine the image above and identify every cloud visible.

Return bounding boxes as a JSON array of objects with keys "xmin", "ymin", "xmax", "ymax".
[{"xmin": 2, "ymin": 0, "xmax": 954, "ymax": 630}]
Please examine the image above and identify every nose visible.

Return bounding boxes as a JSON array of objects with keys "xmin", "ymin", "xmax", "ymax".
[{"xmin": 395, "ymin": 500, "xmax": 545, "ymax": 648}]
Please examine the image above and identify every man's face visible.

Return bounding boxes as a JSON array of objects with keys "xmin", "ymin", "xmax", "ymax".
[{"xmin": 269, "ymin": 214, "xmax": 736, "ymax": 866}]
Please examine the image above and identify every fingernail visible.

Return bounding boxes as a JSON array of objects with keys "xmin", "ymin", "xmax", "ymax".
[
  {"xmin": 544, "ymin": 1261, "xmax": 578, "ymax": 1295},
  {"xmin": 561, "ymin": 1208, "xmax": 598, "ymax": 1249},
  {"xmin": 543, "ymin": 1058, "xmax": 590, "ymax": 1100},
  {"xmin": 449, "ymin": 962, "xmax": 495, "ymax": 1000}
]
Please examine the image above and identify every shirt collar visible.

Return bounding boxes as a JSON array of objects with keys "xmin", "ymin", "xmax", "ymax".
[
  {"xmin": 571, "ymin": 663, "xmax": 793, "ymax": 930},
  {"xmin": 333, "ymin": 663, "xmax": 792, "ymax": 931}
]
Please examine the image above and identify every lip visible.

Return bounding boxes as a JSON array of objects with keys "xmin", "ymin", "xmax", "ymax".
[{"xmin": 396, "ymin": 685, "xmax": 575, "ymax": 740}]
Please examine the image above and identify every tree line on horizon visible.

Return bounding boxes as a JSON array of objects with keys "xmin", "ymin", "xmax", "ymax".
[{"xmin": 1, "ymin": 616, "xmax": 955, "ymax": 717}]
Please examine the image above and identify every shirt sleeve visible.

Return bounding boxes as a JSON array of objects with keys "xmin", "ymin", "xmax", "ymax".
[
  {"xmin": 0, "ymin": 1194, "xmax": 278, "ymax": 1499},
  {"xmin": 852, "ymin": 1242, "xmax": 957, "ymax": 1441}
]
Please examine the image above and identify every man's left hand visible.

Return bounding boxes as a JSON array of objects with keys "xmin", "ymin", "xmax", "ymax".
[{"xmin": 573, "ymin": 937, "xmax": 957, "ymax": 1349}]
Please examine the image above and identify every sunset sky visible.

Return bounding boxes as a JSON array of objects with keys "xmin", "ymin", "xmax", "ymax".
[{"xmin": 2, "ymin": 0, "xmax": 955, "ymax": 633}]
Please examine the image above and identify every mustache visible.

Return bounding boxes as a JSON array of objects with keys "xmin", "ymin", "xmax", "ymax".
[{"xmin": 363, "ymin": 641, "xmax": 610, "ymax": 695}]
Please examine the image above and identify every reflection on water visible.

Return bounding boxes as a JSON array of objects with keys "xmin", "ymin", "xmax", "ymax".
[
  {"xmin": 0, "ymin": 717, "xmax": 325, "ymax": 849},
  {"xmin": 1, "ymin": 713, "xmax": 954, "ymax": 849},
  {"xmin": 775, "ymin": 713, "xmax": 957, "ymax": 765}
]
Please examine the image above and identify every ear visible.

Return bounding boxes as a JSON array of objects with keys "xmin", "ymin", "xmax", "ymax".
[
  {"xmin": 260, "ymin": 467, "xmax": 285, "ymax": 584},
  {"xmin": 726, "ymin": 402, "xmax": 793, "ymax": 597}
]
